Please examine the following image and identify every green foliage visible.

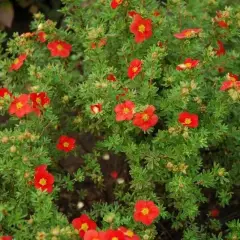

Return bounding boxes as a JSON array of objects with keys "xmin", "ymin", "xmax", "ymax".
[{"xmin": 0, "ymin": 0, "xmax": 240, "ymax": 239}]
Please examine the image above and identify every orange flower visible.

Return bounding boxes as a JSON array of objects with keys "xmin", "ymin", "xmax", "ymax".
[
  {"xmin": 0, "ymin": 236, "xmax": 13, "ymax": 240},
  {"xmin": 34, "ymin": 165, "xmax": 54, "ymax": 193},
  {"xmin": 0, "ymin": 88, "xmax": 11, "ymax": 98},
  {"xmin": 176, "ymin": 58, "xmax": 200, "ymax": 71},
  {"xmin": 133, "ymin": 200, "xmax": 160, "ymax": 225},
  {"xmin": 107, "ymin": 74, "xmax": 117, "ymax": 82},
  {"xmin": 84, "ymin": 230, "xmax": 106, "ymax": 240},
  {"xmin": 9, "ymin": 54, "xmax": 27, "ymax": 72},
  {"xmin": 56, "ymin": 135, "xmax": 76, "ymax": 152},
  {"xmin": 8, "ymin": 94, "xmax": 33, "ymax": 118},
  {"xmin": 111, "ymin": 0, "xmax": 123, "ymax": 9},
  {"xmin": 174, "ymin": 28, "xmax": 201, "ymax": 39},
  {"xmin": 220, "ymin": 73, "xmax": 240, "ymax": 91},
  {"xmin": 37, "ymin": 31, "xmax": 47, "ymax": 43},
  {"xmin": 104, "ymin": 230, "xmax": 124, "ymax": 240},
  {"xmin": 128, "ymin": 10, "xmax": 138, "ymax": 18},
  {"xmin": 118, "ymin": 227, "xmax": 140, "ymax": 240},
  {"xmin": 90, "ymin": 103, "xmax": 102, "ymax": 114},
  {"xmin": 127, "ymin": 59, "xmax": 142, "ymax": 79},
  {"xmin": 132, "ymin": 105, "xmax": 158, "ymax": 131},
  {"xmin": 178, "ymin": 112, "xmax": 199, "ymax": 128},
  {"xmin": 130, "ymin": 14, "xmax": 152, "ymax": 43},
  {"xmin": 114, "ymin": 100, "xmax": 135, "ymax": 121},
  {"xmin": 72, "ymin": 214, "xmax": 97, "ymax": 238},
  {"xmin": 47, "ymin": 40, "xmax": 72, "ymax": 58},
  {"xmin": 214, "ymin": 40, "xmax": 225, "ymax": 56}
]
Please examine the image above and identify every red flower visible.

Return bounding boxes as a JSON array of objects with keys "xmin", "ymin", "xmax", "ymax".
[
  {"xmin": 34, "ymin": 164, "xmax": 54, "ymax": 193},
  {"xmin": 37, "ymin": 31, "xmax": 47, "ymax": 43},
  {"xmin": 98, "ymin": 38, "xmax": 107, "ymax": 48},
  {"xmin": 47, "ymin": 40, "xmax": 72, "ymax": 58},
  {"xmin": 210, "ymin": 208, "xmax": 220, "ymax": 218},
  {"xmin": 114, "ymin": 100, "xmax": 135, "ymax": 121},
  {"xmin": 91, "ymin": 42, "xmax": 97, "ymax": 49},
  {"xmin": 132, "ymin": 105, "xmax": 158, "ymax": 131},
  {"xmin": 107, "ymin": 74, "xmax": 117, "ymax": 82},
  {"xmin": 30, "ymin": 92, "xmax": 50, "ymax": 116},
  {"xmin": 91, "ymin": 103, "xmax": 102, "ymax": 114},
  {"xmin": 176, "ymin": 58, "xmax": 199, "ymax": 71},
  {"xmin": 128, "ymin": 59, "xmax": 142, "ymax": 80},
  {"xmin": 153, "ymin": 10, "xmax": 160, "ymax": 17},
  {"xmin": 110, "ymin": 171, "xmax": 118, "ymax": 179},
  {"xmin": 105, "ymin": 230, "xmax": 125, "ymax": 240},
  {"xmin": 111, "ymin": 0, "xmax": 123, "ymax": 9},
  {"xmin": 8, "ymin": 94, "xmax": 33, "ymax": 118},
  {"xmin": 0, "ymin": 88, "xmax": 11, "ymax": 98},
  {"xmin": 217, "ymin": 20, "xmax": 228, "ymax": 28},
  {"xmin": 56, "ymin": 135, "xmax": 76, "ymax": 152},
  {"xmin": 174, "ymin": 28, "xmax": 201, "ymax": 39},
  {"xmin": 215, "ymin": 40, "xmax": 225, "ymax": 56},
  {"xmin": 133, "ymin": 200, "xmax": 160, "ymax": 225},
  {"xmin": 84, "ymin": 230, "xmax": 106, "ymax": 240},
  {"xmin": 130, "ymin": 14, "xmax": 152, "ymax": 43},
  {"xmin": 178, "ymin": 112, "xmax": 199, "ymax": 128},
  {"xmin": 9, "ymin": 54, "xmax": 27, "ymax": 72},
  {"xmin": 0, "ymin": 236, "xmax": 13, "ymax": 240},
  {"xmin": 72, "ymin": 214, "xmax": 97, "ymax": 238},
  {"xmin": 128, "ymin": 11, "xmax": 138, "ymax": 18},
  {"xmin": 220, "ymin": 73, "xmax": 240, "ymax": 91},
  {"xmin": 118, "ymin": 227, "xmax": 140, "ymax": 240}
]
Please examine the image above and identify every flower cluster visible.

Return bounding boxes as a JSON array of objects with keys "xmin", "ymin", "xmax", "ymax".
[
  {"xmin": 72, "ymin": 200, "xmax": 159, "ymax": 239},
  {"xmin": 8, "ymin": 92, "xmax": 50, "ymax": 118}
]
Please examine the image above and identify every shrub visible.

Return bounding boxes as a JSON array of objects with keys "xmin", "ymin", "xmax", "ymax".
[{"xmin": 0, "ymin": 0, "xmax": 240, "ymax": 239}]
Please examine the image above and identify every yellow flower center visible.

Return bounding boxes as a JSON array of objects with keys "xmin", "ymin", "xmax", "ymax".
[
  {"xmin": 185, "ymin": 63, "xmax": 192, "ymax": 68},
  {"xmin": 16, "ymin": 102, "xmax": 23, "ymax": 109},
  {"xmin": 184, "ymin": 118, "xmax": 192, "ymax": 124},
  {"xmin": 39, "ymin": 178, "xmax": 47, "ymax": 186},
  {"xmin": 141, "ymin": 207, "xmax": 149, "ymax": 215},
  {"xmin": 81, "ymin": 223, "xmax": 89, "ymax": 232},
  {"xmin": 126, "ymin": 230, "xmax": 134, "ymax": 237},
  {"xmin": 36, "ymin": 97, "xmax": 41, "ymax": 104},
  {"xmin": 57, "ymin": 44, "xmax": 63, "ymax": 51},
  {"xmin": 116, "ymin": 0, "xmax": 121, "ymax": 3},
  {"xmin": 142, "ymin": 114, "xmax": 149, "ymax": 121},
  {"xmin": 63, "ymin": 142, "xmax": 69, "ymax": 148},
  {"xmin": 123, "ymin": 108, "xmax": 130, "ymax": 114},
  {"xmin": 14, "ymin": 58, "xmax": 20, "ymax": 65},
  {"xmin": 138, "ymin": 24, "xmax": 146, "ymax": 33},
  {"xmin": 185, "ymin": 30, "xmax": 195, "ymax": 37},
  {"xmin": 112, "ymin": 238, "xmax": 118, "ymax": 240},
  {"xmin": 132, "ymin": 67, "xmax": 138, "ymax": 73}
]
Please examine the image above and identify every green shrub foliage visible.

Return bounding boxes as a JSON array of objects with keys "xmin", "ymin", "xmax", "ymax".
[{"xmin": 0, "ymin": 0, "xmax": 240, "ymax": 239}]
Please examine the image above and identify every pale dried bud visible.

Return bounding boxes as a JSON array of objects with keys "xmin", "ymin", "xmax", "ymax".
[
  {"xmin": 166, "ymin": 162, "xmax": 174, "ymax": 169},
  {"xmin": 10, "ymin": 145, "xmax": 17, "ymax": 153},
  {"xmin": 1, "ymin": 136, "xmax": 9, "ymax": 143},
  {"xmin": 116, "ymin": 178, "xmax": 125, "ymax": 184},
  {"xmin": 181, "ymin": 87, "xmax": 189, "ymax": 95},
  {"xmin": 38, "ymin": 23, "xmax": 43, "ymax": 30},
  {"xmin": 191, "ymin": 80, "xmax": 197, "ymax": 89},
  {"xmin": 182, "ymin": 131, "xmax": 189, "ymax": 139},
  {"xmin": 218, "ymin": 168, "xmax": 225, "ymax": 176},
  {"xmin": 102, "ymin": 153, "xmax": 110, "ymax": 160},
  {"xmin": 62, "ymin": 95, "xmax": 69, "ymax": 103},
  {"xmin": 51, "ymin": 226, "xmax": 60, "ymax": 236},
  {"xmin": 24, "ymin": 172, "xmax": 30, "ymax": 178},
  {"xmin": 27, "ymin": 218, "xmax": 33, "ymax": 224},
  {"xmin": 168, "ymin": 127, "xmax": 175, "ymax": 134},
  {"xmin": 77, "ymin": 201, "xmax": 84, "ymax": 209}
]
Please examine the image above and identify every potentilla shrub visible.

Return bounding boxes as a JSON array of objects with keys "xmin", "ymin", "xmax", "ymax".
[{"xmin": 0, "ymin": 0, "xmax": 240, "ymax": 239}]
